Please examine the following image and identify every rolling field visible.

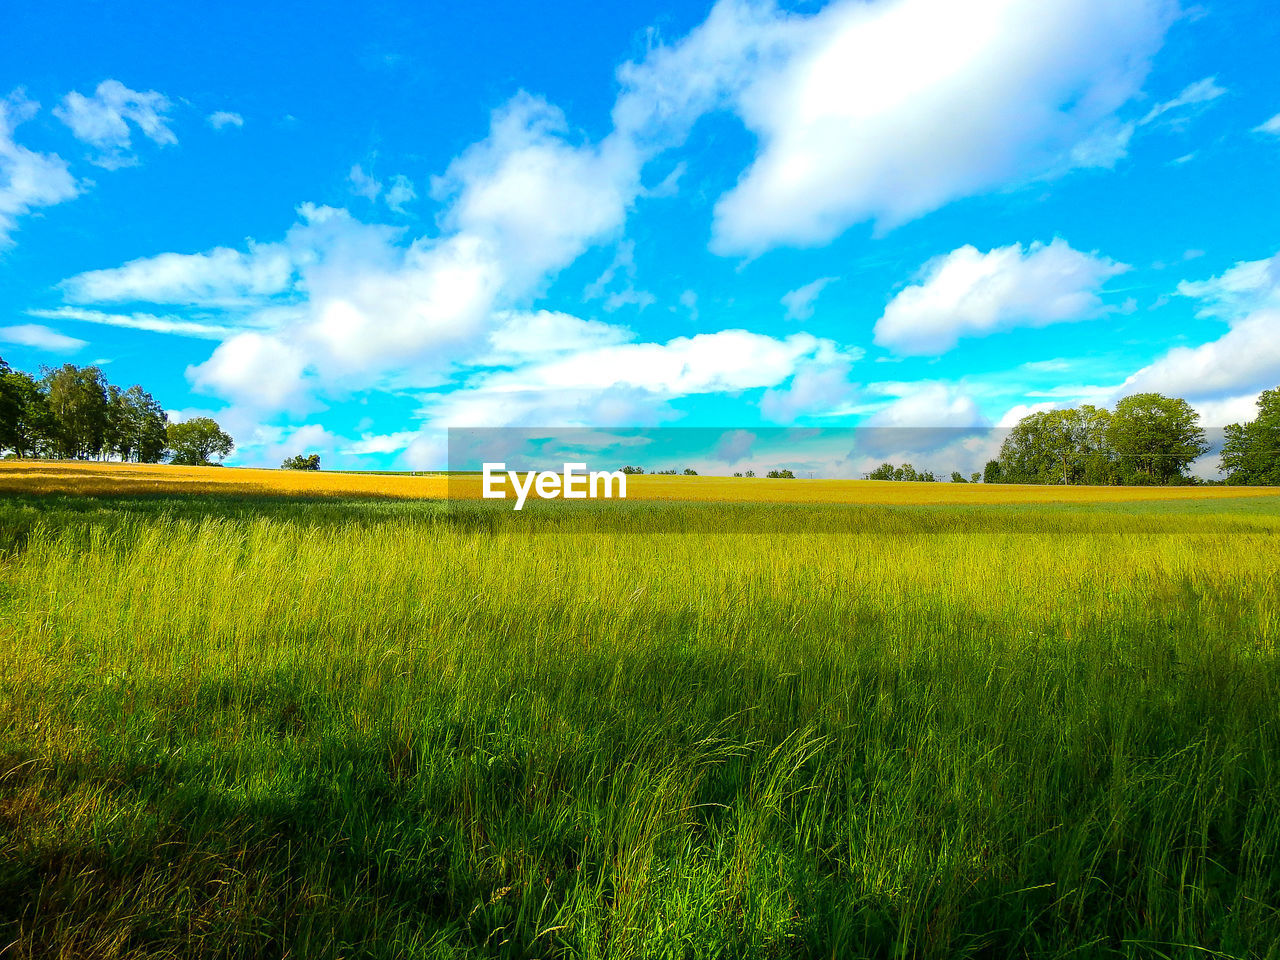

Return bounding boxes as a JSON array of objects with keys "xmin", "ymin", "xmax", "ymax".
[
  {"xmin": 1, "ymin": 464, "xmax": 1279, "ymax": 958},
  {"xmin": 4, "ymin": 459, "xmax": 1280, "ymax": 504}
]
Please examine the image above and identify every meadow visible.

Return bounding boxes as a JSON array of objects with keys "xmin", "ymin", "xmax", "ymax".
[{"xmin": 1, "ymin": 463, "xmax": 1278, "ymax": 959}]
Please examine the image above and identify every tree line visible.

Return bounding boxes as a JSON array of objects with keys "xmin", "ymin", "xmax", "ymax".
[
  {"xmin": 870, "ymin": 389, "xmax": 1280, "ymax": 485},
  {"xmin": 0, "ymin": 357, "xmax": 235, "ymax": 467}
]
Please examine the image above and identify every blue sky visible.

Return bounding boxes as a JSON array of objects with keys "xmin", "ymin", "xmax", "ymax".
[{"xmin": 2, "ymin": 0, "xmax": 1278, "ymax": 475}]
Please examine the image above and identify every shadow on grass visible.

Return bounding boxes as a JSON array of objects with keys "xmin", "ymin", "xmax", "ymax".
[{"xmin": 4, "ymin": 629, "xmax": 1278, "ymax": 959}]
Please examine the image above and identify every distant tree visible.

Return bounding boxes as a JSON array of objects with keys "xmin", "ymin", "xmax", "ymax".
[
  {"xmin": 1221, "ymin": 386, "xmax": 1280, "ymax": 485},
  {"xmin": 1, "ymin": 358, "xmax": 51, "ymax": 457},
  {"xmin": 951, "ymin": 471, "xmax": 967, "ymax": 483},
  {"xmin": 998, "ymin": 406, "xmax": 1113, "ymax": 484},
  {"xmin": 983, "ymin": 459, "xmax": 1002, "ymax": 484},
  {"xmin": 867, "ymin": 462, "xmax": 895, "ymax": 480},
  {"xmin": 766, "ymin": 468, "xmax": 795, "ymax": 479},
  {"xmin": 167, "ymin": 417, "xmax": 234, "ymax": 466},
  {"xmin": 107, "ymin": 384, "xmax": 168, "ymax": 463},
  {"xmin": 1107, "ymin": 393, "xmax": 1207, "ymax": 483},
  {"xmin": 744, "ymin": 470, "xmax": 755, "ymax": 478},
  {"xmin": 43, "ymin": 364, "xmax": 110, "ymax": 459},
  {"xmin": 282, "ymin": 453, "xmax": 321, "ymax": 470},
  {"xmin": 732, "ymin": 471, "xmax": 742, "ymax": 477},
  {"xmin": 682, "ymin": 467, "xmax": 698, "ymax": 475},
  {"xmin": 620, "ymin": 465, "xmax": 645, "ymax": 474},
  {"xmin": 970, "ymin": 472, "xmax": 981, "ymax": 484}
]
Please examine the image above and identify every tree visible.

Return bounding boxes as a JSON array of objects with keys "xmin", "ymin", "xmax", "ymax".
[
  {"xmin": 983, "ymin": 459, "xmax": 1002, "ymax": 484},
  {"xmin": 766, "ymin": 469, "xmax": 795, "ymax": 478},
  {"xmin": 950, "ymin": 471, "xmax": 968, "ymax": 483},
  {"xmin": 682, "ymin": 467, "xmax": 698, "ymax": 476},
  {"xmin": 1, "ymin": 358, "xmax": 51, "ymax": 457},
  {"xmin": 970, "ymin": 472, "xmax": 981, "ymax": 484},
  {"xmin": 107, "ymin": 385, "xmax": 168, "ymax": 463},
  {"xmin": 282, "ymin": 453, "xmax": 321, "ymax": 470},
  {"xmin": 744, "ymin": 470, "xmax": 755, "ymax": 478},
  {"xmin": 167, "ymin": 417, "xmax": 234, "ymax": 466},
  {"xmin": 620, "ymin": 465, "xmax": 645, "ymax": 474},
  {"xmin": 998, "ymin": 406, "xmax": 1113, "ymax": 484},
  {"xmin": 867, "ymin": 462, "xmax": 895, "ymax": 480},
  {"xmin": 43, "ymin": 364, "xmax": 110, "ymax": 459},
  {"xmin": 1221, "ymin": 386, "xmax": 1280, "ymax": 485},
  {"xmin": 1107, "ymin": 393, "xmax": 1207, "ymax": 483}
]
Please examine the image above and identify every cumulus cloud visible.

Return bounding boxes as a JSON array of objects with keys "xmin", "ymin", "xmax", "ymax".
[
  {"xmin": 781, "ymin": 276, "xmax": 835, "ymax": 321},
  {"xmin": 208, "ymin": 111, "xmax": 244, "ymax": 130},
  {"xmin": 678, "ymin": 0, "xmax": 1178, "ymax": 253},
  {"xmin": 62, "ymin": 243, "xmax": 296, "ymax": 305},
  {"xmin": 874, "ymin": 239, "xmax": 1129, "ymax": 355},
  {"xmin": 54, "ymin": 79, "xmax": 176, "ymax": 168},
  {"xmin": 54, "ymin": 85, "xmax": 652, "ymax": 413},
  {"xmin": 759, "ymin": 348, "xmax": 858, "ymax": 423},
  {"xmin": 422, "ymin": 329, "xmax": 846, "ymax": 428},
  {"xmin": 1119, "ymin": 253, "xmax": 1280, "ymax": 401},
  {"xmin": 432, "ymin": 92, "xmax": 639, "ymax": 293},
  {"xmin": 480, "ymin": 310, "xmax": 633, "ymax": 364},
  {"xmin": 0, "ymin": 323, "xmax": 87, "ymax": 352},
  {"xmin": 0, "ymin": 92, "xmax": 80, "ymax": 247},
  {"xmin": 187, "ymin": 331, "xmax": 313, "ymax": 411}
]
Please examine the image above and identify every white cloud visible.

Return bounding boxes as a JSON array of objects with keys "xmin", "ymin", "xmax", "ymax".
[
  {"xmin": 759, "ymin": 353, "xmax": 856, "ymax": 422},
  {"xmin": 27, "ymin": 307, "xmax": 238, "ymax": 340},
  {"xmin": 1119, "ymin": 310, "xmax": 1280, "ymax": 400},
  {"xmin": 865, "ymin": 383, "xmax": 988, "ymax": 429},
  {"xmin": 690, "ymin": 0, "xmax": 1176, "ymax": 253},
  {"xmin": 54, "ymin": 80, "xmax": 176, "ymax": 168},
  {"xmin": 0, "ymin": 323, "xmax": 87, "ymax": 352},
  {"xmin": 1139, "ymin": 76, "xmax": 1226, "ymax": 125},
  {"xmin": 348, "ymin": 164, "xmax": 381, "ymax": 201},
  {"xmin": 343, "ymin": 431, "xmax": 420, "ymax": 455},
  {"xmin": 1252, "ymin": 113, "xmax": 1280, "ymax": 136},
  {"xmin": 70, "ymin": 90, "xmax": 649, "ymax": 413},
  {"xmin": 1176, "ymin": 253, "xmax": 1280, "ymax": 317},
  {"xmin": 384, "ymin": 175, "xmax": 416, "ymax": 213},
  {"xmin": 781, "ymin": 276, "xmax": 835, "ymax": 321},
  {"xmin": 874, "ymin": 239, "xmax": 1129, "ymax": 355},
  {"xmin": 349, "ymin": 165, "xmax": 417, "ymax": 213},
  {"xmin": 1119, "ymin": 253, "xmax": 1280, "ymax": 401},
  {"xmin": 208, "ymin": 111, "xmax": 244, "ymax": 130},
  {"xmin": 422, "ymin": 329, "xmax": 847, "ymax": 428},
  {"xmin": 62, "ymin": 242, "xmax": 296, "ymax": 305},
  {"xmin": 0, "ymin": 92, "xmax": 80, "ymax": 247},
  {"xmin": 432, "ymin": 92, "xmax": 640, "ymax": 293},
  {"xmin": 187, "ymin": 331, "xmax": 312, "ymax": 411},
  {"xmin": 480, "ymin": 310, "xmax": 633, "ymax": 364}
]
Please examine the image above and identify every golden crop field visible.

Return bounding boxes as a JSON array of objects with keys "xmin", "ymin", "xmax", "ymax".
[{"xmin": 2, "ymin": 459, "xmax": 1277, "ymax": 504}]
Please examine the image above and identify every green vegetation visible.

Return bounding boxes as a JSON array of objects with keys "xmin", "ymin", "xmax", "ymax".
[
  {"xmin": 0, "ymin": 356, "xmax": 233, "ymax": 464},
  {"xmin": 1222, "ymin": 387, "xmax": 1280, "ymax": 486},
  {"xmin": 866, "ymin": 463, "xmax": 939, "ymax": 482},
  {"xmin": 2, "ymin": 491, "xmax": 1279, "ymax": 958},
  {"xmin": 996, "ymin": 393, "xmax": 1213, "ymax": 486},
  {"xmin": 282, "ymin": 452, "xmax": 323, "ymax": 471}
]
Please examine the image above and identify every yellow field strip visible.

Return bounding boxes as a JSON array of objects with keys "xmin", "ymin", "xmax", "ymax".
[{"xmin": 2, "ymin": 460, "xmax": 1278, "ymax": 504}]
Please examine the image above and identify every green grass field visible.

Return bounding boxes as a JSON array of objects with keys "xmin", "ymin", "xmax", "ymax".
[{"xmin": 2, "ymin": 491, "xmax": 1279, "ymax": 958}]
